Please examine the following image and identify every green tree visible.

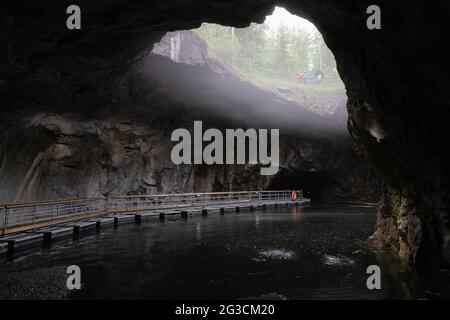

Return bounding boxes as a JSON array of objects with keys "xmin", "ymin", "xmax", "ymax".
[
  {"xmin": 309, "ymin": 30, "xmax": 340, "ymax": 82},
  {"xmin": 234, "ymin": 23, "xmax": 268, "ymax": 70},
  {"xmin": 290, "ymin": 26, "xmax": 311, "ymax": 72},
  {"xmin": 194, "ymin": 20, "xmax": 342, "ymax": 85},
  {"xmin": 272, "ymin": 24, "xmax": 291, "ymax": 79},
  {"xmin": 196, "ymin": 23, "xmax": 240, "ymax": 63}
]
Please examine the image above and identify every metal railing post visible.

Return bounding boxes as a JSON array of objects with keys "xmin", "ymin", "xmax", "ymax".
[
  {"xmin": 33, "ymin": 205, "xmax": 37, "ymax": 225},
  {"xmin": 2, "ymin": 206, "xmax": 8, "ymax": 236}
]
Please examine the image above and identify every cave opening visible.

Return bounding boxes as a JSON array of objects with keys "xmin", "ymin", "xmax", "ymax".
[
  {"xmin": 147, "ymin": 7, "xmax": 378, "ymax": 203},
  {"xmin": 268, "ymin": 168, "xmax": 334, "ymax": 201}
]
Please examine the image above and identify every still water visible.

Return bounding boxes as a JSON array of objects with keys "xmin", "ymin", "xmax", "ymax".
[{"xmin": 0, "ymin": 205, "xmax": 448, "ymax": 299}]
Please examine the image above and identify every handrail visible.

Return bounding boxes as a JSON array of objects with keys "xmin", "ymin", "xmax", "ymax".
[
  {"xmin": 109, "ymin": 190, "xmax": 291, "ymax": 200},
  {"xmin": 0, "ymin": 190, "xmax": 292, "ymax": 207},
  {"xmin": 1, "ymin": 197, "xmax": 103, "ymax": 208}
]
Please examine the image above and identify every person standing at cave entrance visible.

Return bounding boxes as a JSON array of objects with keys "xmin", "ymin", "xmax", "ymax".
[{"xmin": 296, "ymin": 68, "xmax": 305, "ymax": 84}]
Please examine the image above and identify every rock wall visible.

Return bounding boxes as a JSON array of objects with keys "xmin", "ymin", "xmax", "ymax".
[
  {"xmin": 269, "ymin": 0, "xmax": 450, "ymax": 267},
  {"xmin": 0, "ymin": 112, "xmax": 377, "ymax": 204},
  {"xmin": 0, "ymin": 80, "xmax": 378, "ymax": 205},
  {"xmin": 0, "ymin": 112, "xmax": 270, "ymax": 202}
]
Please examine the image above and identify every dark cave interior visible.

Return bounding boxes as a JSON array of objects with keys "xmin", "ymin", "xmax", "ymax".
[{"xmin": 269, "ymin": 170, "xmax": 333, "ymax": 202}]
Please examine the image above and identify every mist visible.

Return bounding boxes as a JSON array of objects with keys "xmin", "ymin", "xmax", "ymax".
[
  {"xmin": 135, "ymin": 53, "xmax": 347, "ymax": 138},
  {"xmin": 138, "ymin": 11, "xmax": 348, "ymax": 139}
]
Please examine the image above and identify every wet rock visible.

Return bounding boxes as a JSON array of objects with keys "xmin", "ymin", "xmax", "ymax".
[
  {"xmin": 152, "ymin": 31, "xmax": 208, "ymax": 65},
  {"xmin": 52, "ymin": 144, "xmax": 73, "ymax": 161}
]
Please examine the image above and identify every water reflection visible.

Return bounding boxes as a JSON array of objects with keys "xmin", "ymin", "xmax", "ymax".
[
  {"xmin": 196, "ymin": 221, "xmax": 202, "ymax": 241},
  {"xmin": 291, "ymin": 206, "xmax": 301, "ymax": 223},
  {"xmin": 0, "ymin": 205, "xmax": 449, "ymax": 300}
]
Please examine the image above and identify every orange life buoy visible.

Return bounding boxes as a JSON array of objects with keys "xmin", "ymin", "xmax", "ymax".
[{"xmin": 291, "ymin": 191, "xmax": 297, "ymax": 201}]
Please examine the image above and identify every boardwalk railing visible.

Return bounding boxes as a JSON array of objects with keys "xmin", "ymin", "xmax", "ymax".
[{"xmin": 0, "ymin": 190, "xmax": 303, "ymax": 236}]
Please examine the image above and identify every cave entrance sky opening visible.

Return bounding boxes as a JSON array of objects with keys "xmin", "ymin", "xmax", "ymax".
[
  {"xmin": 151, "ymin": 6, "xmax": 346, "ymax": 118},
  {"xmin": 196, "ymin": 7, "xmax": 344, "ymax": 90}
]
